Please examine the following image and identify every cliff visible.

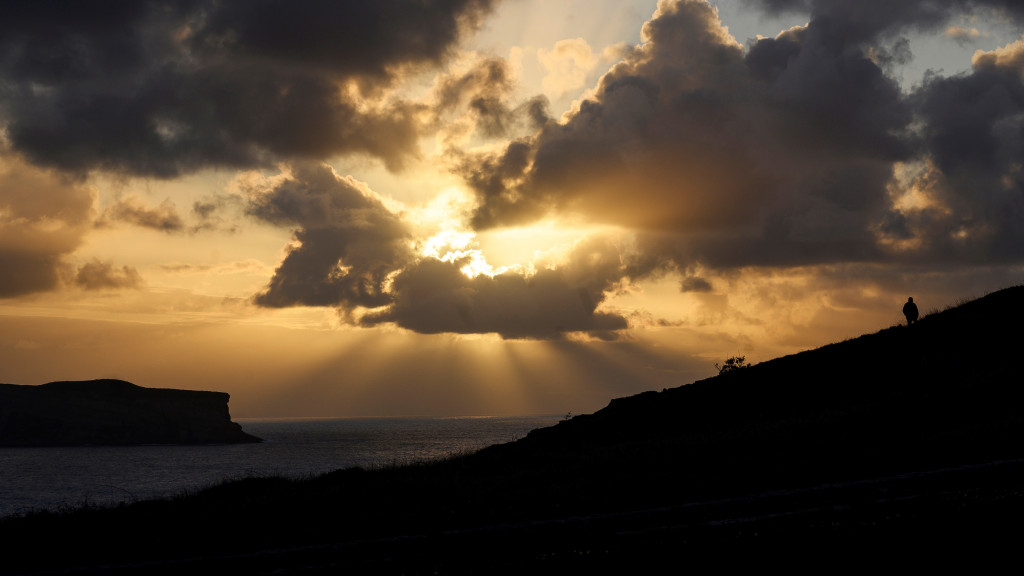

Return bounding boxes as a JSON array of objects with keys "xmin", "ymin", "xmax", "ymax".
[{"xmin": 0, "ymin": 379, "xmax": 261, "ymax": 446}]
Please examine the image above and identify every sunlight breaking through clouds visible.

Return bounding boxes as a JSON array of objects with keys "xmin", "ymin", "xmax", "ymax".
[
  {"xmin": 421, "ymin": 228, "xmax": 514, "ymax": 279},
  {"xmin": 2, "ymin": 0, "xmax": 1024, "ymax": 416}
]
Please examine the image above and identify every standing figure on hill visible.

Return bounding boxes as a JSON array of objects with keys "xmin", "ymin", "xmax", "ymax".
[{"xmin": 903, "ymin": 297, "xmax": 919, "ymax": 325}]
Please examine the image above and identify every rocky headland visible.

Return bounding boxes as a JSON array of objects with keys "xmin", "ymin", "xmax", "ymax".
[{"xmin": 0, "ymin": 379, "xmax": 260, "ymax": 446}]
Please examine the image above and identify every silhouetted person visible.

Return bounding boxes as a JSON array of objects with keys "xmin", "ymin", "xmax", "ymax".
[{"xmin": 903, "ymin": 297, "xmax": 919, "ymax": 325}]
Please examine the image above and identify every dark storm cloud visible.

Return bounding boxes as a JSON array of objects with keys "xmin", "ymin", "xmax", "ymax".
[
  {"xmin": 919, "ymin": 45, "xmax": 1024, "ymax": 179},
  {"xmin": 0, "ymin": 0, "xmax": 497, "ymax": 177},
  {"xmin": 739, "ymin": 0, "xmax": 1024, "ymax": 268},
  {"xmin": 0, "ymin": 155, "xmax": 94, "ymax": 298},
  {"xmin": 905, "ymin": 38, "xmax": 1024, "ymax": 262},
  {"xmin": 458, "ymin": 0, "xmax": 1024, "ymax": 281},
  {"xmin": 360, "ymin": 236, "xmax": 629, "ymax": 339},
  {"xmin": 193, "ymin": 0, "xmax": 493, "ymax": 76},
  {"xmin": 744, "ymin": 0, "xmax": 1024, "ymax": 39},
  {"xmin": 464, "ymin": 0, "xmax": 909, "ymax": 270},
  {"xmin": 73, "ymin": 259, "xmax": 143, "ymax": 291},
  {"xmin": 244, "ymin": 162, "xmax": 413, "ymax": 309}
]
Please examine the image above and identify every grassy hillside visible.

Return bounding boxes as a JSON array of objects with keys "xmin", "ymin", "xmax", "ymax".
[
  {"xmin": 4, "ymin": 286, "xmax": 1024, "ymax": 574},
  {"xmin": 516, "ymin": 285, "xmax": 1024, "ymax": 486}
]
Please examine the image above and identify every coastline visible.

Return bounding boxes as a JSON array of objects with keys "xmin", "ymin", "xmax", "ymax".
[{"xmin": 0, "ymin": 415, "xmax": 561, "ymax": 519}]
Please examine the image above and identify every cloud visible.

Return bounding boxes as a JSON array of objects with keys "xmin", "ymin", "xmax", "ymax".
[
  {"xmin": 161, "ymin": 259, "xmax": 269, "ymax": 275},
  {"xmin": 98, "ymin": 196, "xmax": 185, "ymax": 232},
  {"xmin": 430, "ymin": 56, "xmax": 551, "ymax": 148},
  {"xmin": 453, "ymin": 0, "xmax": 1024, "ymax": 286},
  {"xmin": 538, "ymin": 38, "xmax": 604, "ymax": 98},
  {"xmin": 236, "ymin": 158, "xmax": 634, "ymax": 338},
  {"xmin": 360, "ymin": 236, "xmax": 630, "ymax": 339},
  {"xmin": 97, "ymin": 193, "xmax": 244, "ymax": 235},
  {"xmin": 681, "ymin": 276, "xmax": 713, "ymax": 293},
  {"xmin": 464, "ymin": 0, "xmax": 908, "ymax": 270},
  {"xmin": 14, "ymin": 0, "xmax": 1017, "ymax": 343},
  {"xmin": 744, "ymin": 0, "xmax": 1024, "ymax": 40},
  {"xmin": 72, "ymin": 259, "xmax": 143, "ymax": 291},
  {"xmin": 0, "ymin": 154, "xmax": 94, "ymax": 297},
  {"xmin": 901, "ymin": 34, "xmax": 1024, "ymax": 263},
  {"xmin": 0, "ymin": 0, "xmax": 498, "ymax": 177},
  {"xmin": 243, "ymin": 162, "xmax": 414, "ymax": 309},
  {"xmin": 188, "ymin": 195, "xmax": 243, "ymax": 234},
  {"xmin": 971, "ymin": 34, "xmax": 1024, "ymax": 69},
  {"xmin": 243, "ymin": 161, "xmax": 632, "ymax": 339},
  {"xmin": 945, "ymin": 25, "xmax": 984, "ymax": 44}
]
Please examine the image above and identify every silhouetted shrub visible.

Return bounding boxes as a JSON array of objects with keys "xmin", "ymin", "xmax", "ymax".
[{"xmin": 715, "ymin": 356, "xmax": 750, "ymax": 375}]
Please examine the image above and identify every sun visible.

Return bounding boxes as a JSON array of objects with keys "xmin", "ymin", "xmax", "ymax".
[
  {"xmin": 421, "ymin": 228, "xmax": 513, "ymax": 278},
  {"xmin": 412, "ymin": 185, "xmax": 522, "ymax": 279}
]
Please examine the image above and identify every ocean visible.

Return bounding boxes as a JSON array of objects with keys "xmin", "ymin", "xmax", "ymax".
[{"xmin": 0, "ymin": 415, "xmax": 562, "ymax": 519}]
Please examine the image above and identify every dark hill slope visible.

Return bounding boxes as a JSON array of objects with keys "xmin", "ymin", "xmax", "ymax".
[
  {"xmin": 451, "ymin": 285, "xmax": 1024, "ymax": 519},
  {"xmin": 508, "ymin": 285, "xmax": 1024, "ymax": 486},
  {"xmin": 4, "ymin": 287, "xmax": 1024, "ymax": 574}
]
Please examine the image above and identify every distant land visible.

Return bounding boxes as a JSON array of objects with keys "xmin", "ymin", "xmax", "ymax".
[
  {"xmin": 3, "ymin": 286, "xmax": 1024, "ymax": 573},
  {"xmin": 0, "ymin": 379, "xmax": 261, "ymax": 446}
]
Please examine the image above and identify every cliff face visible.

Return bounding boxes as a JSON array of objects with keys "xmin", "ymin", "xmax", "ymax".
[{"xmin": 0, "ymin": 379, "xmax": 261, "ymax": 446}]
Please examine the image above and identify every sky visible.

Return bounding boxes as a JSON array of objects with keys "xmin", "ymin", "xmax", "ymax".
[{"xmin": 1, "ymin": 0, "xmax": 1023, "ymax": 418}]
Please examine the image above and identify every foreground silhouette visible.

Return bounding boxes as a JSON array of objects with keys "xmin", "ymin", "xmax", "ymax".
[{"xmin": 4, "ymin": 286, "xmax": 1024, "ymax": 573}]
